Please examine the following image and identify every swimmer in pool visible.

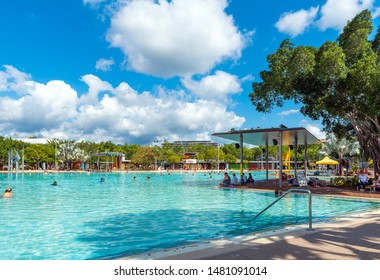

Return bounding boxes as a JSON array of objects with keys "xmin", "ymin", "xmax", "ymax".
[{"xmin": 2, "ymin": 187, "xmax": 13, "ymax": 198}]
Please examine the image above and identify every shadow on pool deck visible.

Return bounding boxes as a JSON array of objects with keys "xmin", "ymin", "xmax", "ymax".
[
  {"xmin": 120, "ymin": 182, "xmax": 380, "ymax": 260},
  {"xmin": 156, "ymin": 212, "xmax": 380, "ymax": 260}
]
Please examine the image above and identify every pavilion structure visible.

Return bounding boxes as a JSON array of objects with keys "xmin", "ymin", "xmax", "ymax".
[
  {"xmin": 212, "ymin": 126, "xmax": 321, "ymax": 189},
  {"xmin": 90, "ymin": 152, "xmax": 125, "ymax": 171}
]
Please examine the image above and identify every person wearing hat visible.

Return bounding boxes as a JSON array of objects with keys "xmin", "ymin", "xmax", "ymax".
[{"xmin": 2, "ymin": 187, "xmax": 13, "ymax": 198}]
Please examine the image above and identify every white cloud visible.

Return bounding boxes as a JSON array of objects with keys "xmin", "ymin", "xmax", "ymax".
[
  {"xmin": 278, "ymin": 109, "xmax": 300, "ymax": 116},
  {"xmin": 373, "ymin": 6, "xmax": 380, "ymax": 17},
  {"xmin": 79, "ymin": 74, "xmax": 113, "ymax": 105},
  {"xmin": 0, "ymin": 79, "xmax": 78, "ymax": 132},
  {"xmin": 73, "ymin": 85, "xmax": 245, "ymax": 144},
  {"xmin": 95, "ymin": 58, "xmax": 114, "ymax": 72},
  {"xmin": 241, "ymin": 74, "xmax": 254, "ymax": 83},
  {"xmin": 106, "ymin": 0, "xmax": 245, "ymax": 78},
  {"xmin": 318, "ymin": 0, "xmax": 375, "ymax": 31},
  {"xmin": 0, "ymin": 65, "xmax": 245, "ymax": 144},
  {"xmin": 306, "ymin": 124, "xmax": 326, "ymax": 140},
  {"xmin": 181, "ymin": 71, "xmax": 242, "ymax": 102},
  {"xmin": 275, "ymin": 6, "xmax": 319, "ymax": 37},
  {"xmin": 0, "ymin": 65, "xmax": 32, "ymax": 93},
  {"xmin": 299, "ymin": 120, "xmax": 326, "ymax": 140}
]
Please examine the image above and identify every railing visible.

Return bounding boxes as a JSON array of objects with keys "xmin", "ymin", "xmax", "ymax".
[{"xmin": 253, "ymin": 188, "xmax": 313, "ymax": 230}]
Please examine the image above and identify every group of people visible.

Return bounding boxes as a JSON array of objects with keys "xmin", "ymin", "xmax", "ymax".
[
  {"xmin": 220, "ymin": 172, "xmax": 254, "ymax": 187},
  {"xmin": 3, "ymin": 180, "xmax": 60, "ymax": 197}
]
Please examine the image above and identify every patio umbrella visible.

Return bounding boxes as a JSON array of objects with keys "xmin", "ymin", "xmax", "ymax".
[{"xmin": 316, "ymin": 156, "xmax": 339, "ymax": 165}]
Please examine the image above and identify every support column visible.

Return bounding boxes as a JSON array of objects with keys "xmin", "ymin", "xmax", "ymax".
[
  {"xmin": 22, "ymin": 147, "xmax": 25, "ymax": 179},
  {"xmin": 8, "ymin": 149, "xmax": 11, "ymax": 177},
  {"xmin": 239, "ymin": 133, "xmax": 243, "ymax": 176},
  {"xmin": 279, "ymin": 131, "xmax": 283, "ymax": 190},
  {"xmin": 15, "ymin": 149, "xmax": 19, "ymax": 179},
  {"xmin": 304, "ymin": 138, "xmax": 308, "ymax": 177},
  {"xmin": 293, "ymin": 136, "xmax": 299, "ymax": 186},
  {"xmin": 106, "ymin": 156, "xmax": 108, "ymax": 173},
  {"xmin": 265, "ymin": 139, "xmax": 269, "ymax": 181}
]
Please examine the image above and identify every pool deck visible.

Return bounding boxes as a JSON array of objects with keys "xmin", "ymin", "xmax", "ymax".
[
  {"xmin": 124, "ymin": 179, "xmax": 380, "ymax": 260},
  {"xmin": 155, "ymin": 210, "xmax": 380, "ymax": 260},
  {"xmin": 237, "ymin": 178, "xmax": 380, "ymax": 199}
]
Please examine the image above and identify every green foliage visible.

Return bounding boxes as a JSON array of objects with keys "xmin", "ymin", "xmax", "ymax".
[
  {"xmin": 250, "ymin": 9, "xmax": 380, "ymax": 172},
  {"xmin": 0, "ymin": 137, "xmax": 27, "ymax": 165},
  {"xmin": 0, "ymin": 134, "xmax": 322, "ymax": 171},
  {"xmin": 352, "ymin": 163, "xmax": 359, "ymax": 174},
  {"xmin": 225, "ymin": 154, "xmax": 238, "ymax": 164},
  {"xmin": 77, "ymin": 141, "xmax": 99, "ymax": 155},
  {"xmin": 331, "ymin": 177, "xmax": 357, "ymax": 188},
  {"xmin": 221, "ymin": 144, "xmax": 240, "ymax": 159},
  {"xmin": 57, "ymin": 141, "xmax": 89, "ymax": 169},
  {"xmin": 320, "ymin": 133, "xmax": 360, "ymax": 175},
  {"xmin": 330, "ymin": 177, "xmax": 346, "ymax": 187},
  {"xmin": 131, "ymin": 146, "xmax": 155, "ymax": 168},
  {"xmin": 25, "ymin": 144, "xmax": 50, "ymax": 169},
  {"xmin": 166, "ymin": 154, "xmax": 181, "ymax": 164}
]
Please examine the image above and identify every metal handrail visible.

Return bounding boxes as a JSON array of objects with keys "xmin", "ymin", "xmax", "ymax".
[{"xmin": 253, "ymin": 188, "xmax": 313, "ymax": 230}]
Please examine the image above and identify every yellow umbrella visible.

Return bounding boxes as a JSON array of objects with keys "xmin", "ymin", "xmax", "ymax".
[{"xmin": 316, "ymin": 156, "xmax": 339, "ymax": 165}]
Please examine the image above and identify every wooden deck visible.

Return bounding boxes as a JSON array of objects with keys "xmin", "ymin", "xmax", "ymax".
[{"xmin": 232, "ymin": 179, "xmax": 380, "ymax": 199}]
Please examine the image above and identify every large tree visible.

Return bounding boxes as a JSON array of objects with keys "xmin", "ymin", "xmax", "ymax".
[
  {"xmin": 131, "ymin": 146, "xmax": 155, "ymax": 169},
  {"xmin": 25, "ymin": 144, "xmax": 51, "ymax": 170},
  {"xmin": 250, "ymin": 10, "xmax": 380, "ymax": 173}
]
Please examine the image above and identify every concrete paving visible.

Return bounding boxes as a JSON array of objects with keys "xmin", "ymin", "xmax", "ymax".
[
  {"xmin": 122, "ymin": 183, "xmax": 380, "ymax": 261},
  {"xmin": 123, "ymin": 208, "xmax": 380, "ymax": 260},
  {"xmin": 156, "ymin": 210, "xmax": 380, "ymax": 260}
]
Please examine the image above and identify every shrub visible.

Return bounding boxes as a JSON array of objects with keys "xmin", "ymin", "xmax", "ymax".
[
  {"xmin": 331, "ymin": 177, "xmax": 357, "ymax": 188},
  {"xmin": 331, "ymin": 177, "xmax": 346, "ymax": 187}
]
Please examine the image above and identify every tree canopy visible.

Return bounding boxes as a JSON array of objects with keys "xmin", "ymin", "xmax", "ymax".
[
  {"xmin": 250, "ymin": 9, "xmax": 380, "ymax": 172},
  {"xmin": 0, "ymin": 136, "xmax": 323, "ymax": 170}
]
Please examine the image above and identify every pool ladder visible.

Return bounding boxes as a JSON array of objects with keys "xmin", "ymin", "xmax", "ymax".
[{"xmin": 253, "ymin": 188, "xmax": 313, "ymax": 230}]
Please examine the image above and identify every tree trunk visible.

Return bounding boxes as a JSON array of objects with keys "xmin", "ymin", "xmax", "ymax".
[
  {"xmin": 350, "ymin": 116, "xmax": 380, "ymax": 176},
  {"xmin": 339, "ymin": 154, "xmax": 343, "ymax": 176}
]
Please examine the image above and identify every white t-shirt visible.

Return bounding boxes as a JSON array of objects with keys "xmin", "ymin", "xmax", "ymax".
[
  {"xmin": 358, "ymin": 173, "xmax": 369, "ymax": 183},
  {"xmin": 242, "ymin": 175, "xmax": 247, "ymax": 183},
  {"xmin": 232, "ymin": 175, "xmax": 239, "ymax": 185}
]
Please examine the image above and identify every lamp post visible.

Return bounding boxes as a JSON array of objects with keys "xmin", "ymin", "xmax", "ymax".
[
  {"xmin": 217, "ymin": 143, "xmax": 220, "ymax": 171},
  {"xmin": 54, "ymin": 142, "xmax": 57, "ymax": 172},
  {"xmin": 22, "ymin": 146, "xmax": 25, "ymax": 178}
]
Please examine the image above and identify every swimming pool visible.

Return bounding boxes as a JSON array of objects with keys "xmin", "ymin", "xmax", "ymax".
[{"xmin": 0, "ymin": 171, "xmax": 379, "ymax": 260}]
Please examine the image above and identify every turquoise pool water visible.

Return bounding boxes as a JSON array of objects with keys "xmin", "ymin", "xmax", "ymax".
[{"xmin": 0, "ymin": 171, "xmax": 379, "ymax": 260}]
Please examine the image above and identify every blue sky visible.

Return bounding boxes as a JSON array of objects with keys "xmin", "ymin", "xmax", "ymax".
[{"xmin": 1, "ymin": 0, "xmax": 380, "ymax": 145}]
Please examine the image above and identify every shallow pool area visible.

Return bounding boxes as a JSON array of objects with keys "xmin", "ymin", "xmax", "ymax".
[{"xmin": 1, "ymin": 171, "xmax": 379, "ymax": 260}]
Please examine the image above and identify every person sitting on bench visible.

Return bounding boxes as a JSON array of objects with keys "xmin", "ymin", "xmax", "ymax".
[{"xmin": 357, "ymin": 169, "xmax": 369, "ymax": 191}]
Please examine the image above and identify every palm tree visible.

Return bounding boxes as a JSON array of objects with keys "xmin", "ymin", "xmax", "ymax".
[
  {"xmin": 57, "ymin": 142, "xmax": 89, "ymax": 170},
  {"xmin": 320, "ymin": 134, "xmax": 360, "ymax": 175}
]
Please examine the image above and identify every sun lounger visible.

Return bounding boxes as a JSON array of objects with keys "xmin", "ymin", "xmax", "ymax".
[{"xmin": 297, "ymin": 174, "xmax": 308, "ymax": 187}]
